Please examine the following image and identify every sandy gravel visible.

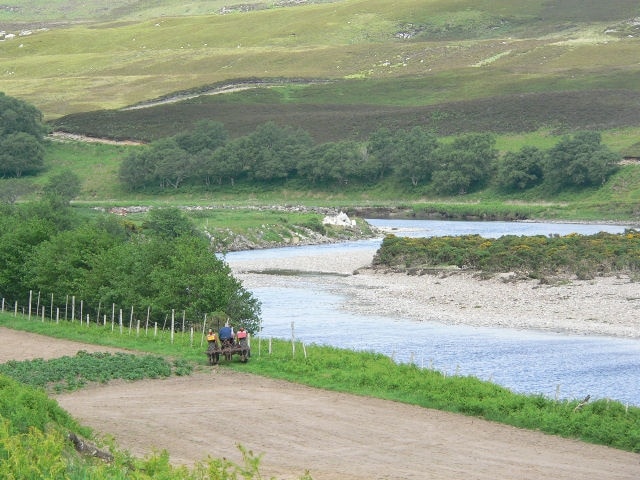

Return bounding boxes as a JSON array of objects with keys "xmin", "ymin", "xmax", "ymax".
[{"xmin": 228, "ymin": 248, "xmax": 640, "ymax": 339}]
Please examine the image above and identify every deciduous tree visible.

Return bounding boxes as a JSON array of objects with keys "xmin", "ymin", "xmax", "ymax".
[
  {"xmin": 496, "ymin": 146, "xmax": 544, "ymax": 191},
  {"xmin": 544, "ymin": 131, "xmax": 620, "ymax": 191}
]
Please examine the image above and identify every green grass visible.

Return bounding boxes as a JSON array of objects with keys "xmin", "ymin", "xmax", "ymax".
[
  {"xmin": 2, "ymin": 0, "xmax": 639, "ymax": 121},
  {"xmin": 1, "ymin": 312, "xmax": 639, "ymax": 453}
]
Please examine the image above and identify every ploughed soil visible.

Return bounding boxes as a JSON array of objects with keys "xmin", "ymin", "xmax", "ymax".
[{"xmin": 1, "ymin": 327, "xmax": 638, "ymax": 480}]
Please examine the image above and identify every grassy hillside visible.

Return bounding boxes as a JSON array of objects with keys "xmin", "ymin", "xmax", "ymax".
[
  {"xmin": 1, "ymin": 0, "xmax": 639, "ymax": 127},
  {"xmin": 0, "ymin": 0, "xmax": 294, "ymax": 27}
]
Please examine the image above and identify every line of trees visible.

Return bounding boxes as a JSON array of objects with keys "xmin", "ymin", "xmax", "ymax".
[
  {"xmin": 0, "ymin": 200, "xmax": 262, "ymax": 334},
  {"xmin": 119, "ymin": 121, "xmax": 621, "ymax": 195},
  {"xmin": 0, "ymin": 92, "xmax": 621, "ymax": 197}
]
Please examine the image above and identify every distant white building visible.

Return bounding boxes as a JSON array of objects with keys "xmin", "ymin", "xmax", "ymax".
[{"xmin": 322, "ymin": 211, "xmax": 356, "ymax": 227}]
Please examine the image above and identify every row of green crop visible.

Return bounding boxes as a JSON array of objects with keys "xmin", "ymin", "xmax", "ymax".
[
  {"xmin": 0, "ymin": 351, "xmax": 192, "ymax": 394},
  {"xmin": 373, "ymin": 230, "xmax": 640, "ymax": 279}
]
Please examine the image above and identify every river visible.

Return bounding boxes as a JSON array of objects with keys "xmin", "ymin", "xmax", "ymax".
[{"xmin": 224, "ymin": 220, "xmax": 640, "ymax": 407}]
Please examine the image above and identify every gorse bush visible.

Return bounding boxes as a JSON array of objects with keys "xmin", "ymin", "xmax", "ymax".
[{"xmin": 373, "ymin": 229, "xmax": 640, "ymax": 277}]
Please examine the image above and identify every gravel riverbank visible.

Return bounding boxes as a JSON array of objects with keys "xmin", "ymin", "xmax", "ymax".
[{"xmin": 228, "ymin": 249, "xmax": 640, "ymax": 339}]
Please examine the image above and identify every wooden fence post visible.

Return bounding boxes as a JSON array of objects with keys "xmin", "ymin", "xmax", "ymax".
[
  {"xmin": 171, "ymin": 310, "xmax": 175, "ymax": 344},
  {"xmin": 200, "ymin": 315, "xmax": 207, "ymax": 348}
]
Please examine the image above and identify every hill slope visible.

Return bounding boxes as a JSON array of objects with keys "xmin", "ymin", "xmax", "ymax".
[
  {"xmin": 1, "ymin": 0, "xmax": 639, "ymax": 135},
  {"xmin": 50, "ymin": 88, "xmax": 640, "ymax": 143}
]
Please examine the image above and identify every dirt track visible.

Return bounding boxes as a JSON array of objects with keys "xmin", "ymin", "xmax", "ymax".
[{"xmin": 1, "ymin": 327, "xmax": 638, "ymax": 479}]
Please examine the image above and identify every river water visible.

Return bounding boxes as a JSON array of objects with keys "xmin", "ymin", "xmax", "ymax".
[{"xmin": 225, "ymin": 220, "xmax": 640, "ymax": 406}]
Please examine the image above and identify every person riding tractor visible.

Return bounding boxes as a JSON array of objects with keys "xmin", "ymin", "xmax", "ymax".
[
  {"xmin": 206, "ymin": 329, "xmax": 218, "ymax": 344},
  {"xmin": 218, "ymin": 323, "xmax": 234, "ymax": 347},
  {"xmin": 236, "ymin": 326, "xmax": 248, "ymax": 343}
]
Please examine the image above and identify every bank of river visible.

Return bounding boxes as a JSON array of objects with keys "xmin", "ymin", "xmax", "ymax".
[{"xmin": 225, "ymin": 220, "xmax": 640, "ymax": 406}]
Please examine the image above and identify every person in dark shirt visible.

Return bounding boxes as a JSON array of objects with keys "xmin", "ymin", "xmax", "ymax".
[{"xmin": 219, "ymin": 324, "xmax": 234, "ymax": 346}]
